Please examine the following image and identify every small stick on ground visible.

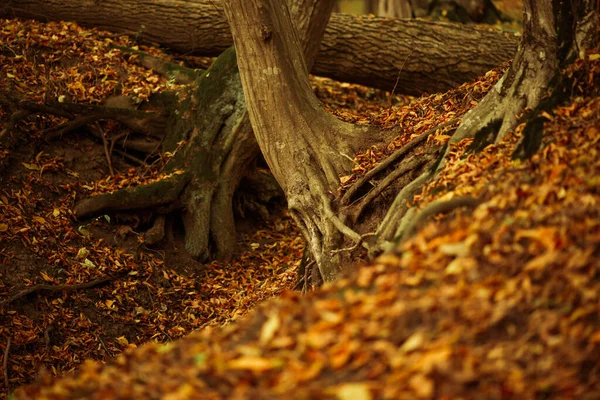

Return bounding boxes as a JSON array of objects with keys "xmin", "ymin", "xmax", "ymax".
[
  {"xmin": 0, "ymin": 276, "xmax": 115, "ymax": 309},
  {"xmin": 3, "ymin": 336, "xmax": 11, "ymax": 391},
  {"xmin": 93, "ymin": 122, "xmax": 115, "ymax": 176}
]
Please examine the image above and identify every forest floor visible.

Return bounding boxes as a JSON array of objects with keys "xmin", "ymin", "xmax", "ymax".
[
  {"xmin": 3, "ymin": 17, "xmax": 600, "ymax": 400},
  {"xmin": 0, "ymin": 18, "xmax": 403, "ymax": 398}
]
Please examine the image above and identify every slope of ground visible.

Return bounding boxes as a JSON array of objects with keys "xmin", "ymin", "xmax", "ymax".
[
  {"xmin": 16, "ymin": 50, "xmax": 600, "ymax": 399},
  {"xmin": 4, "ymin": 18, "xmax": 600, "ymax": 400}
]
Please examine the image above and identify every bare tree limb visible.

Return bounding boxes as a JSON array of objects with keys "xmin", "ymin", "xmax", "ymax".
[{"xmin": 0, "ymin": 276, "xmax": 115, "ymax": 309}]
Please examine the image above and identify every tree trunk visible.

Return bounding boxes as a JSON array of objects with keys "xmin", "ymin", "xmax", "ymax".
[
  {"xmin": 223, "ymin": 0, "xmax": 387, "ymax": 280},
  {"xmin": 377, "ymin": 0, "xmax": 413, "ymax": 18},
  {"xmin": 0, "ymin": 0, "xmax": 518, "ymax": 95},
  {"xmin": 72, "ymin": 0, "xmax": 339, "ymax": 262},
  {"xmin": 73, "ymin": 49, "xmax": 255, "ymax": 262},
  {"xmin": 222, "ymin": 0, "xmax": 598, "ymax": 281},
  {"xmin": 377, "ymin": 0, "xmax": 598, "ymax": 246},
  {"xmin": 450, "ymin": 0, "xmax": 599, "ymax": 148}
]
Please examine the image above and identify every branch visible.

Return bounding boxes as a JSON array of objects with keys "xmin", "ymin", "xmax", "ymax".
[
  {"xmin": 110, "ymin": 44, "xmax": 204, "ymax": 85},
  {"xmin": 0, "ymin": 276, "xmax": 115, "ymax": 309}
]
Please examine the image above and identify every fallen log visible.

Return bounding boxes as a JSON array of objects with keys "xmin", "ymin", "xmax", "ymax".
[{"xmin": 0, "ymin": 0, "xmax": 518, "ymax": 95}]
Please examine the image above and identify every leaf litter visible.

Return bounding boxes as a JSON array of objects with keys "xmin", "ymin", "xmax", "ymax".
[{"xmin": 2, "ymin": 17, "xmax": 600, "ymax": 400}]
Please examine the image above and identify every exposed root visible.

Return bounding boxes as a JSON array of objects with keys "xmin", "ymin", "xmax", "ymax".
[
  {"xmin": 294, "ymin": 248, "xmax": 318, "ymax": 293},
  {"xmin": 45, "ymin": 109, "xmax": 155, "ymax": 141},
  {"xmin": 74, "ymin": 172, "xmax": 189, "ymax": 219},
  {"xmin": 376, "ymin": 169, "xmax": 432, "ymax": 243},
  {"xmin": 341, "ymin": 118, "xmax": 458, "ymax": 206},
  {"xmin": 330, "ymin": 232, "xmax": 377, "ymax": 255},
  {"xmin": 0, "ymin": 275, "xmax": 116, "ymax": 309},
  {"xmin": 322, "ymin": 196, "xmax": 361, "ymax": 243},
  {"xmin": 352, "ymin": 155, "xmax": 432, "ymax": 222},
  {"xmin": 110, "ymin": 44, "xmax": 204, "ymax": 85},
  {"xmin": 144, "ymin": 214, "xmax": 166, "ymax": 245}
]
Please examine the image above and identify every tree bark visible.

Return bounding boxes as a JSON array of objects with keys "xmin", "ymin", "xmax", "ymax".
[
  {"xmin": 0, "ymin": 0, "xmax": 518, "ymax": 95},
  {"xmin": 450, "ymin": 0, "xmax": 599, "ymax": 147},
  {"xmin": 379, "ymin": 0, "xmax": 599, "ymax": 249}
]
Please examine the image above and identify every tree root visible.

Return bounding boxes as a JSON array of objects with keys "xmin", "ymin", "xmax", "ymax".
[
  {"xmin": 74, "ymin": 172, "xmax": 189, "ymax": 218},
  {"xmin": 330, "ymin": 232, "xmax": 377, "ymax": 255},
  {"xmin": 341, "ymin": 118, "xmax": 458, "ymax": 206},
  {"xmin": 144, "ymin": 214, "xmax": 166, "ymax": 245},
  {"xmin": 322, "ymin": 196, "xmax": 361, "ymax": 243},
  {"xmin": 376, "ymin": 167, "xmax": 433, "ymax": 243},
  {"xmin": 395, "ymin": 196, "xmax": 481, "ymax": 244},
  {"xmin": 294, "ymin": 248, "xmax": 318, "ymax": 293},
  {"xmin": 352, "ymin": 155, "xmax": 433, "ymax": 222},
  {"xmin": 110, "ymin": 44, "xmax": 204, "ymax": 85}
]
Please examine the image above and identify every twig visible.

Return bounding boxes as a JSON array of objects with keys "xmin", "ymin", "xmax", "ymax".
[
  {"xmin": 94, "ymin": 122, "xmax": 115, "ymax": 176},
  {"xmin": 331, "ymin": 232, "xmax": 377, "ymax": 255},
  {"xmin": 43, "ymin": 325, "xmax": 54, "ymax": 348},
  {"xmin": 0, "ymin": 276, "xmax": 114, "ymax": 309},
  {"xmin": 3, "ymin": 336, "xmax": 11, "ymax": 391},
  {"xmin": 341, "ymin": 118, "xmax": 458, "ymax": 206},
  {"xmin": 388, "ymin": 49, "xmax": 413, "ymax": 108},
  {"xmin": 112, "ymin": 149, "xmax": 146, "ymax": 165},
  {"xmin": 95, "ymin": 334, "xmax": 113, "ymax": 360},
  {"xmin": 109, "ymin": 131, "xmax": 129, "ymax": 155}
]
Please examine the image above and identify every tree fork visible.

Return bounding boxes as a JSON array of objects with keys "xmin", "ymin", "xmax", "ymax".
[
  {"xmin": 72, "ymin": 0, "xmax": 350, "ymax": 264},
  {"xmin": 223, "ymin": 0, "xmax": 377, "ymax": 280}
]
